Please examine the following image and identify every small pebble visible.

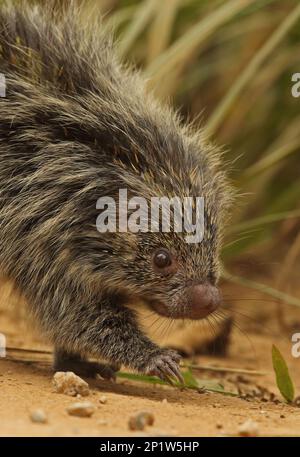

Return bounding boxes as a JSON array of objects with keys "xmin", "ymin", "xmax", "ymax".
[
  {"xmin": 97, "ymin": 419, "xmax": 108, "ymax": 426},
  {"xmin": 128, "ymin": 411, "xmax": 155, "ymax": 431},
  {"xmin": 30, "ymin": 409, "xmax": 48, "ymax": 424},
  {"xmin": 67, "ymin": 401, "xmax": 95, "ymax": 418},
  {"xmin": 53, "ymin": 371, "xmax": 89, "ymax": 397},
  {"xmin": 162, "ymin": 398, "xmax": 168, "ymax": 404},
  {"xmin": 238, "ymin": 419, "xmax": 259, "ymax": 437},
  {"xmin": 99, "ymin": 395, "xmax": 107, "ymax": 404},
  {"xmin": 294, "ymin": 396, "xmax": 300, "ymax": 407}
]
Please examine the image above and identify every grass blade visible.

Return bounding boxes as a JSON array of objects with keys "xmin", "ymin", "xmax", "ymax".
[
  {"xmin": 229, "ymin": 209, "xmax": 300, "ymax": 234},
  {"xmin": 118, "ymin": 0, "xmax": 158, "ymax": 57},
  {"xmin": 205, "ymin": 2, "xmax": 300, "ymax": 135},
  {"xmin": 183, "ymin": 363, "xmax": 267, "ymax": 376},
  {"xmin": 146, "ymin": 0, "xmax": 180, "ymax": 64},
  {"xmin": 222, "ymin": 269, "xmax": 300, "ymax": 308},
  {"xmin": 243, "ymin": 138, "xmax": 300, "ymax": 178},
  {"xmin": 104, "ymin": 5, "xmax": 136, "ymax": 31},
  {"xmin": 145, "ymin": 0, "xmax": 252, "ymax": 84},
  {"xmin": 116, "ymin": 370, "xmax": 238, "ymax": 396}
]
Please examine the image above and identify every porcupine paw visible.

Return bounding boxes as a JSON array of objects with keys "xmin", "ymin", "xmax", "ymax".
[
  {"xmin": 143, "ymin": 349, "xmax": 183, "ymax": 385},
  {"xmin": 53, "ymin": 351, "xmax": 119, "ymax": 381}
]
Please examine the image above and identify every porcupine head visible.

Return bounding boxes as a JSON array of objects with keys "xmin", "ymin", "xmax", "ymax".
[{"xmin": 97, "ymin": 134, "xmax": 230, "ymax": 322}]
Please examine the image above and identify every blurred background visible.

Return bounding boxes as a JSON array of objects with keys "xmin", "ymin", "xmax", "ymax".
[
  {"xmin": 88, "ymin": 0, "xmax": 300, "ymax": 330},
  {"xmin": 1, "ymin": 1, "xmax": 300, "ymax": 437}
]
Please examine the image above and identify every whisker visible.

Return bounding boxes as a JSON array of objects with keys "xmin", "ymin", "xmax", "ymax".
[
  {"xmin": 223, "ymin": 306, "xmax": 277, "ymax": 335},
  {"xmin": 216, "ymin": 310, "xmax": 257, "ymax": 358},
  {"xmin": 222, "ymin": 296, "xmax": 279, "ymax": 303},
  {"xmin": 206, "ymin": 315, "xmax": 219, "ymax": 355}
]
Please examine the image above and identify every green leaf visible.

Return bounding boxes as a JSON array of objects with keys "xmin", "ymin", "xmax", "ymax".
[
  {"xmin": 116, "ymin": 369, "xmax": 238, "ymax": 397},
  {"xmin": 181, "ymin": 368, "xmax": 199, "ymax": 389},
  {"xmin": 272, "ymin": 345, "xmax": 295, "ymax": 403}
]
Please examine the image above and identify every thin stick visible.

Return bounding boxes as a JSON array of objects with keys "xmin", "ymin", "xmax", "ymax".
[
  {"xmin": 182, "ymin": 363, "xmax": 267, "ymax": 376},
  {"xmin": 6, "ymin": 346, "xmax": 52, "ymax": 355},
  {"xmin": 222, "ymin": 270, "xmax": 300, "ymax": 308}
]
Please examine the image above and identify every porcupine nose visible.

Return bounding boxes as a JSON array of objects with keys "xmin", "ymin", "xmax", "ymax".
[{"xmin": 189, "ymin": 283, "xmax": 221, "ymax": 319}]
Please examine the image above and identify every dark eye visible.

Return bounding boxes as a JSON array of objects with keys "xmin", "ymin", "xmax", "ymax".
[
  {"xmin": 152, "ymin": 248, "xmax": 178, "ymax": 276},
  {"xmin": 153, "ymin": 249, "xmax": 172, "ymax": 269}
]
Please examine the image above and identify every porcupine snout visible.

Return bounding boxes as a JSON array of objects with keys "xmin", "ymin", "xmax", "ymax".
[{"xmin": 187, "ymin": 283, "xmax": 221, "ymax": 319}]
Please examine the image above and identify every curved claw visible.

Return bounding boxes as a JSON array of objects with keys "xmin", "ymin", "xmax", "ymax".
[
  {"xmin": 155, "ymin": 367, "xmax": 174, "ymax": 384},
  {"xmin": 167, "ymin": 363, "xmax": 184, "ymax": 385},
  {"xmin": 157, "ymin": 360, "xmax": 181, "ymax": 384},
  {"xmin": 145, "ymin": 350, "xmax": 183, "ymax": 385}
]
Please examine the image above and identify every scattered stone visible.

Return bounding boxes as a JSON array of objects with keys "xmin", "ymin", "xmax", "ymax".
[
  {"xmin": 212, "ymin": 403, "xmax": 220, "ymax": 408},
  {"xmin": 260, "ymin": 410, "xmax": 269, "ymax": 418},
  {"xmin": 238, "ymin": 419, "xmax": 259, "ymax": 437},
  {"xmin": 67, "ymin": 401, "xmax": 95, "ymax": 418},
  {"xmin": 280, "ymin": 414, "xmax": 285, "ymax": 419},
  {"xmin": 294, "ymin": 396, "xmax": 300, "ymax": 407},
  {"xmin": 238, "ymin": 384, "xmax": 279, "ymax": 404},
  {"xmin": 162, "ymin": 398, "xmax": 168, "ymax": 404},
  {"xmin": 30, "ymin": 409, "xmax": 48, "ymax": 424},
  {"xmin": 236, "ymin": 375, "xmax": 250, "ymax": 384},
  {"xmin": 216, "ymin": 423, "xmax": 223, "ymax": 429},
  {"xmin": 128, "ymin": 411, "xmax": 155, "ymax": 431},
  {"xmin": 53, "ymin": 371, "xmax": 89, "ymax": 397},
  {"xmin": 99, "ymin": 395, "xmax": 107, "ymax": 404}
]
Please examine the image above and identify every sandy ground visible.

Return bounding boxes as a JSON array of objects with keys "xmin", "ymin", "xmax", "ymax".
[{"xmin": 0, "ymin": 278, "xmax": 300, "ymax": 437}]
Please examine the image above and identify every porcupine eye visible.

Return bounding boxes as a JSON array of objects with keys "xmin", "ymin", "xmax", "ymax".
[{"xmin": 152, "ymin": 248, "xmax": 176, "ymax": 276}]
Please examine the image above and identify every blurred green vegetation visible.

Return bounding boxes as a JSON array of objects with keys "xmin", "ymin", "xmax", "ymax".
[{"xmin": 100, "ymin": 0, "xmax": 300, "ymax": 305}]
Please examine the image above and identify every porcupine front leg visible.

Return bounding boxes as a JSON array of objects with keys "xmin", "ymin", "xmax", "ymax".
[{"xmin": 50, "ymin": 294, "xmax": 183, "ymax": 384}]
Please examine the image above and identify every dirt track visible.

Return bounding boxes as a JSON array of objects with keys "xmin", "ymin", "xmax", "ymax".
[{"xmin": 0, "ymin": 279, "xmax": 300, "ymax": 437}]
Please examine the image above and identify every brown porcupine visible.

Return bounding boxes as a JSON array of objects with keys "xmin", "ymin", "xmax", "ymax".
[{"xmin": 0, "ymin": 1, "xmax": 231, "ymax": 383}]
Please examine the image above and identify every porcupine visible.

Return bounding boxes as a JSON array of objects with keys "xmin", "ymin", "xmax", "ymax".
[{"xmin": 0, "ymin": 1, "xmax": 231, "ymax": 383}]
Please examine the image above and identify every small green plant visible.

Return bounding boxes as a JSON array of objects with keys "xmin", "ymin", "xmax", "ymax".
[{"xmin": 117, "ymin": 368, "xmax": 238, "ymax": 397}]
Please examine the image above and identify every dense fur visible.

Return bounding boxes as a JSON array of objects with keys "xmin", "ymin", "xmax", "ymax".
[{"xmin": 0, "ymin": 2, "xmax": 231, "ymax": 380}]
